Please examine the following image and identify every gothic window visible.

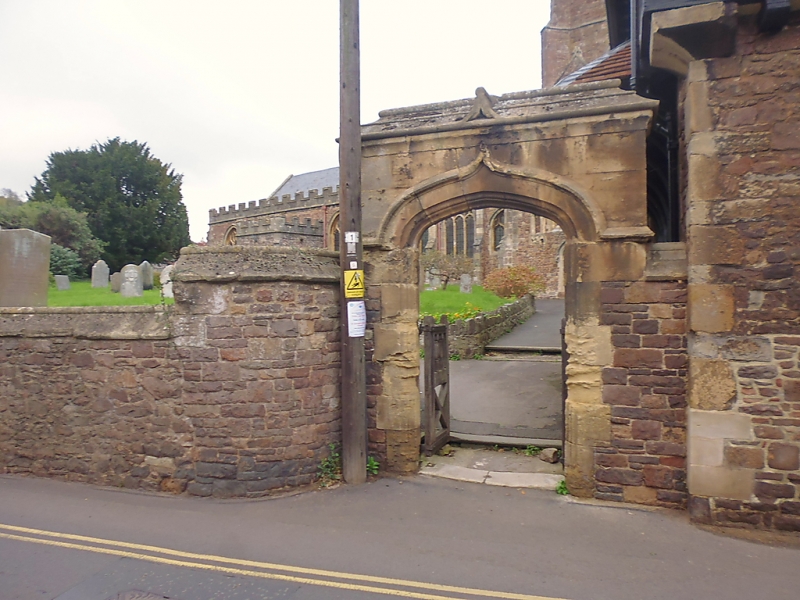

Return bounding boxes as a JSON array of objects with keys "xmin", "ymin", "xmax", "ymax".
[
  {"xmin": 455, "ymin": 216, "xmax": 465, "ymax": 255},
  {"xmin": 224, "ymin": 227, "xmax": 237, "ymax": 246},
  {"xmin": 492, "ymin": 210, "xmax": 505, "ymax": 251},
  {"xmin": 445, "ymin": 219, "xmax": 454, "ymax": 255},
  {"xmin": 421, "ymin": 229, "xmax": 429, "ymax": 251},
  {"xmin": 466, "ymin": 214, "xmax": 475, "ymax": 258},
  {"xmin": 330, "ymin": 214, "xmax": 340, "ymax": 251}
]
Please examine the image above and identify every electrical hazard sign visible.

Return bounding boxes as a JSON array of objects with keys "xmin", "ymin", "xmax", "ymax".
[{"xmin": 343, "ymin": 269, "xmax": 365, "ymax": 298}]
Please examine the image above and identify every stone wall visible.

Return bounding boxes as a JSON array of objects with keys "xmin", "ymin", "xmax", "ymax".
[
  {"xmin": 444, "ymin": 295, "xmax": 536, "ymax": 359},
  {"xmin": 681, "ymin": 13, "xmax": 800, "ymax": 531},
  {"xmin": 597, "ymin": 280, "xmax": 688, "ymax": 507},
  {"xmin": 485, "ymin": 210, "xmax": 565, "ymax": 298},
  {"xmin": 0, "ymin": 247, "xmax": 342, "ymax": 498},
  {"xmin": 541, "ymin": 0, "xmax": 610, "ymax": 87}
]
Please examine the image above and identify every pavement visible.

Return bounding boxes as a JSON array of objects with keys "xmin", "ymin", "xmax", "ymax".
[
  {"xmin": 2, "ymin": 473, "xmax": 800, "ymax": 600},
  {"xmin": 419, "ymin": 445, "xmax": 564, "ymax": 490}
]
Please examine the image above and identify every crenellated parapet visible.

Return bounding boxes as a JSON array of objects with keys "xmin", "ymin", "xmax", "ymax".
[
  {"xmin": 235, "ymin": 216, "xmax": 325, "ymax": 240},
  {"xmin": 209, "ymin": 186, "xmax": 339, "ymax": 223}
]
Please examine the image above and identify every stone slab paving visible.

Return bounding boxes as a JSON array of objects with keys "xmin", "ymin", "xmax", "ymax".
[
  {"xmin": 486, "ymin": 297, "xmax": 564, "ymax": 351},
  {"xmin": 420, "ymin": 446, "xmax": 564, "ymax": 490}
]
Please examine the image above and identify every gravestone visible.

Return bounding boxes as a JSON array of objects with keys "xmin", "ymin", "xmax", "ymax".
[
  {"xmin": 460, "ymin": 274, "xmax": 473, "ymax": 294},
  {"xmin": 110, "ymin": 272, "xmax": 122, "ymax": 293},
  {"xmin": 54, "ymin": 275, "xmax": 70, "ymax": 291},
  {"xmin": 160, "ymin": 265, "xmax": 174, "ymax": 299},
  {"xmin": 139, "ymin": 261, "xmax": 154, "ymax": 290},
  {"xmin": 0, "ymin": 228, "xmax": 51, "ymax": 307},
  {"xmin": 429, "ymin": 275, "xmax": 442, "ymax": 290},
  {"xmin": 120, "ymin": 264, "xmax": 143, "ymax": 297},
  {"xmin": 91, "ymin": 259, "xmax": 109, "ymax": 288}
]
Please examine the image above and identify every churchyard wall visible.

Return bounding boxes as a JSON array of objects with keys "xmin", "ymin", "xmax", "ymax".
[
  {"xmin": 443, "ymin": 294, "xmax": 536, "ymax": 359},
  {"xmin": 0, "ymin": 247, "xmax": 341, "ymax": 498}
]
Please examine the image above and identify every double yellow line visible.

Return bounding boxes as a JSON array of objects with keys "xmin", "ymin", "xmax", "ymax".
[{"xmin": 0, "ymin": 523, "xmax": 567, "ymax": 600}]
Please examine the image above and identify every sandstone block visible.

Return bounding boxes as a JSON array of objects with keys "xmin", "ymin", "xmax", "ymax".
[
  {"xmin": 688, "ymin": 358, "xmax": 736, "ymax": 410},
  {"xmin": 688, "ymin": 465, "xmax": 754, "ymax": 501},
  {"xmin": 688, "ymin": 284, "xmax": 734, "ymax": 333},
  {"xmin": 689, "ymin": 435, "xmax": 724, "ymax": 467},
  {"xmin": 689, "ymin": 409, "xmax": 753, "ymax": 441}
]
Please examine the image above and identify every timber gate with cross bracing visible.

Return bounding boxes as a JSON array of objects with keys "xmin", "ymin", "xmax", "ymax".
[{"xmin": 421, "ymin": 315, "xmax": 450, "ymax": 456}]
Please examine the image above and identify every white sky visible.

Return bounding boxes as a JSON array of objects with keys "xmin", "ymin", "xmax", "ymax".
[{"xmin": 0, "ymin": 1, "xmax": 550, "ymax": 242}]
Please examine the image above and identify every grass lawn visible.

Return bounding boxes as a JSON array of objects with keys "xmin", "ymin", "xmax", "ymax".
[
  {"xmin": 420, "ymin": 284, "xmax": 513, "ymax": 320},
  {"xmin": 47, "ymin": 280, "xmax": 173, "ymax": 307}
]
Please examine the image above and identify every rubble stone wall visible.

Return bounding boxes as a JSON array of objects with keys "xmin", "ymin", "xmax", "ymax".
[
  {"xmin": 0, "ymin": 247, "xmax": 341, "ymax": 498},
  {"xmin": 444, "ymin": 295, "xmax": 536, "ymax": 359},
  {"xmin": 684, "ymin": 14, "xmax": 800, "ymax": 530}
]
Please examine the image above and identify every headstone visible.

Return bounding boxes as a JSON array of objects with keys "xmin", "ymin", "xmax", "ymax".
[
  {"xmin": 110, "ymin": 272, "xmax": 122, "ymax": 293},
  {"xmin": 120, "ymin": 264, "xmax": 143, "ymax": 297},
  {"xmin": 54, "ymin": 275, "xmax": 71, "ymax": 291},
  {"xmin": 429, "ymin": 276, "xmax": 442, "ymax": 290},
  {"xmin": 460, "ymin": 274, "xmax": 473, "ymax": 294},
  {"xmin": 0, "ymin": 228, "xmax": 51, "ymax": 307},
  {"xmin": 160, "ymin": 265, "xmax": 174, "ymax": 299},
  {"xmin": 139, "ymin": 261, "xmax": 154, "ymax": 290},
  {"xmin": 91, "ymin": 259, "xmax": 109, "ymax": 288}
]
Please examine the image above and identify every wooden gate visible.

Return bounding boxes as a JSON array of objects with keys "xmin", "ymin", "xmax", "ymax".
[{"xmin": 421, "ymin": 315, "xmax": 450, "ymax": 456}]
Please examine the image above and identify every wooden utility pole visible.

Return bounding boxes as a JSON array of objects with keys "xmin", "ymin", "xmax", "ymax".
[{"xmin": 339, "ymin": 0, "xmax": 367, "ymax": 484}]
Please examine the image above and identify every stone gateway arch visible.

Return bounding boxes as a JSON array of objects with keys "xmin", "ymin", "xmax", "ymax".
[{"xmin": 358, "ymin": 81, "xmax": 688, "ymax": 499}]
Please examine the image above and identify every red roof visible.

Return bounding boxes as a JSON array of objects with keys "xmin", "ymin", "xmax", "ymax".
[{"xmin": 556, "ymin": 42, "xmax": 631, "ymax": 87}]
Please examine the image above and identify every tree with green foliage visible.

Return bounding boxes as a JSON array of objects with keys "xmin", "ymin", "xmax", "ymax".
[
  {"xmin": 420, "ymin": 251, "xmax": 474, "ymax": 290},
  {"xmin": 0, "ymin": 192, "xmax": 105, "ymax": 274},
  {"xmin": 28, "ymin": 138, "xmax": 191, "ymax": 271}
]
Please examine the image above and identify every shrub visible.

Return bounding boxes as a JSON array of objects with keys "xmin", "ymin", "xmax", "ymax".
[
  {"xmin": 50, "ymin": 243, "xmax": 84, "ymax": 280},
  {"xmin": 483, "ymin": 265, "xmax": 544, "ymax": 298}
]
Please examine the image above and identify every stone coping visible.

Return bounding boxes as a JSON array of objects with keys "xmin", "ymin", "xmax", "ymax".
[
  {"xmin": 0, "ymin": 305, "xmax": 167, "ymax": 315},
  {"xmin": 174, "ymin": 245, "xmax": 340, "ymax": 283}
]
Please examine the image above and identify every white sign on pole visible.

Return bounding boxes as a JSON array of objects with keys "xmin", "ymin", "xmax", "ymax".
[{"xmin": 347, "ymin": 300, "xmax": 367, "ymax": 337}]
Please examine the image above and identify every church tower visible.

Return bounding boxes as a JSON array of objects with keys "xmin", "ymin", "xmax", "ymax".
[{"xmin": 541, "ymin": 0, "xmax": 610, "ymax": 87}]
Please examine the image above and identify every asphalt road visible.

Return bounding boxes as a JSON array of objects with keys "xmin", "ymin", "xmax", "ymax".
[{"xmin": 1, "ymin": 474, "xmax": 799, "ymax": 600}]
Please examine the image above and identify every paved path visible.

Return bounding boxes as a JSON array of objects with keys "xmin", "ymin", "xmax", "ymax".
[
  {"xmin": 442, "ymin": 299, "xmax": 566, "ymax": 443},
  {"xmin": 1, "ymin": 474, "xmax": 799, "ymax": 600},
  {"xmin": 449, "ymin": 357, "xmax": 563, "ymax": 442},
  {"xmin": 487, "ymin": 298, "xmax": 565, "ymax": 351}
]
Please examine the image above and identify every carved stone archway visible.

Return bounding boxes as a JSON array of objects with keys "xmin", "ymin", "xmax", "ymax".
[{"xmin": 358, "ymin": 82, "xmax": 686, "ymax": 501}]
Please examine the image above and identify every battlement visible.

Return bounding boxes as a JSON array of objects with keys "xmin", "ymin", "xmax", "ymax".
[
  {"xmin": 235, "ymin": 216, "xmax": 325, "ymax": 239},
  {"xmin": 209, "ymin": 186, "xmax": 339, "ymax": 222}
]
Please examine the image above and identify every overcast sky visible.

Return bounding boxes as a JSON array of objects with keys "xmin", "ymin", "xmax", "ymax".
[{"xmin": 0, "ymin": 1, "xmax": 550, "ymax": 241}]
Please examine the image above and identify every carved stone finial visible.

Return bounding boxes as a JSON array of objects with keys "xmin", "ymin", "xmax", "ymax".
[{"xmin": 462, "ymin": 87, "xmax": 499, "ymax": 121}]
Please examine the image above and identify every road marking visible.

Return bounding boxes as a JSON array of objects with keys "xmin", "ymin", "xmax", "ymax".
[{"xmin": 0, "ymin": 523, "xmax": 568, "ymax": 600}]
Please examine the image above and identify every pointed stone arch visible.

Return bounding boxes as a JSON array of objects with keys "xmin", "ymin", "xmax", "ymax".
[{"xmin": 377, "ymin": 149, "xmax": 608, "ymax": 249}]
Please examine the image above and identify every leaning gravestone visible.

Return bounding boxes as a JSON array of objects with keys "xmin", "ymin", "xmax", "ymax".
[
  {"xmin": 139, "ymin": 261, "xmax": 154, "ymax": 290},
  {"xmin": 91, "ymin": 259, "xmax": 109, "ymax": 288},
  {"xmin": 460, "ymin": 274, "xmax": 473, "ymax": 294},
  {"xmin": 54, "ymin": 275, "xmax": 70, "ymax": 291},
  {"xmin": 429, "ymin": 275, "xmax": 442, "ymax": 290},
  {"xmin": 160, "ymin": 265, "xmax": 174, "ymax": 299},
  {"xmin": 0, "ymin": 228, "xmax": 51, "ymax": 307},
  {"xmin": 120, "ymin": 264, "xmax": 143, "ymax": 297},
  {"xmin": 110, "ymin": 272, "xmax": 122, "ymax": 293}
]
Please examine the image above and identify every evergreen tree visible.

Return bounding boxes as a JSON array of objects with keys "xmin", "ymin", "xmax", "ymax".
[{"xmin": 29, "ymin": 138, "xmax": 191, "ymax": 271}]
